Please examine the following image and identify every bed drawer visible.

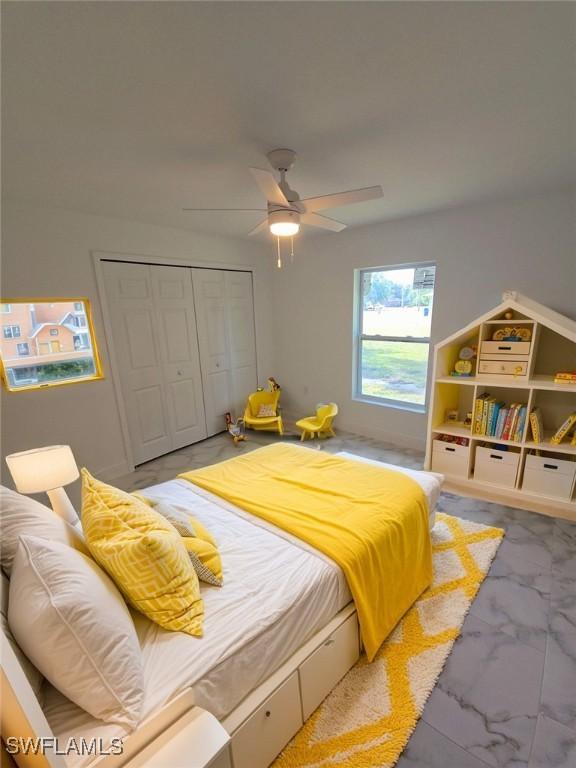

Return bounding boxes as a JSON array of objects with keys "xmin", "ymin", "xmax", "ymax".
[
  {"xmin": 231, "ymin": 672, "xmax": 302, "ymax": 768},
  {"xmin": 299, "ymin": 613, "xmax": 360, "ymax": 720}
]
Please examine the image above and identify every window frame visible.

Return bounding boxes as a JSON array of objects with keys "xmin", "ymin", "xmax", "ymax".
[
  {"xmin": 0, "ymin": 304, "xmax": 11, "ymax": 314},
  {"xmin": 0, "ymin": 298, "xmax": 104, "ymax": 392},
  {"xmin": 3, "ymin": 325, "xmax": 21, "ymax": 339},
  {"xmin": 353, "ymin": 262, "xmax": 436, "ymax": 413},
  {"xmin": 16, "ymin": 342, "xmax": 30, "ymax": 357}
]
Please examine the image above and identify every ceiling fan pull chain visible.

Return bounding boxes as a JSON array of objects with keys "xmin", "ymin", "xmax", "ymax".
[
  {"xmin": 276, "ymin": 236, "xmax": 282, "ymax": 269},
  {"xmin": 290, "ymin": 236, "xmax": 295, "ymax": 263}
]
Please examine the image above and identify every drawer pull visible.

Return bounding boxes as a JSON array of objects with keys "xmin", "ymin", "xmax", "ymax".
[
  {"xmin": 324, "ymin": 638, "xmax": 335, "ymax": 647},
  {"xmin": 490, "ymin": 454, "xmax": 503, "ymax": 460},
  {"xmin": 265, "ymin": 710, "xmax": 271, "ymax": 718},
  {"xmin": 543, "ymin": 464, "xmax": 558, "ymax": 470},
  {"xmin": 445, "ymin": 447, "xmax": 456, "ymax": 452},
  {"xmin": 498, "ymin": 345, "xmax": 512, "ymax": 350}
]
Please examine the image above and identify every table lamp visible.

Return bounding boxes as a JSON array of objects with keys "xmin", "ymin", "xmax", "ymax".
[{"xmin": 5, "ymin": 445, "xmax": 80, "ymax": 524}]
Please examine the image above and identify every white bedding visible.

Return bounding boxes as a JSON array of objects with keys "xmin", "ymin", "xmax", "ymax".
[{"xmin": 43, "ymin": 456, "xmax": 443, "ymax": 766}]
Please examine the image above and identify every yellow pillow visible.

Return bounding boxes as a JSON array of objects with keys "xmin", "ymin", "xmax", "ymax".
[
  {"xmin": 81, "ymin": 470, "xmax": 203, "ymax": 636},
  {"xmin": 133, "ymin": 495, "xmax": 223, "ymax": 587}
]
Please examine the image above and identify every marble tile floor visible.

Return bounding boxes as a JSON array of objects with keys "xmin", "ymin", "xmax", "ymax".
[{"xmin": 115, "ymin": 428, "xmax": 576, "ymax": 768}]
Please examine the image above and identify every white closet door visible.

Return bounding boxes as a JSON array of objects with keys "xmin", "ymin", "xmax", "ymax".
[
  {"xmin": 225, "ymin": 271, "xmax": 257, "ymax": 417},
  {"xmin": 151, "ymin": 266, "xmax": 207, "ymax": 451},
  {"xmin": 193, "ymin": 269, "xmax": 257, "ymax": 436},
  {"xmin": 103, "ymin": 262, "xmax": 207, "ymax": 464}
]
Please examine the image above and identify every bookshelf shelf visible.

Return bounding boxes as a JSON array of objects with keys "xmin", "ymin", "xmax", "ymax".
[{"xmin": 425, "ymin": 293, "xmax": 576, "ymax": 519}]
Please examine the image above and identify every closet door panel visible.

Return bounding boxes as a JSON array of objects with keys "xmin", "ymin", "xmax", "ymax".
[
  {"xmin": 192, "ymin": 269, "xmax": 233, "ymax": 436},
  {"xmin": 151, "ymin": 266, "xmax": 207, "ymax": 450},
  {"xmin": 225, "ymin": 272, "xmax": 257, "ymax": 416},
  {"xmin": 102, "ymin": 262, "xmax": 172, "ymax": 464}
]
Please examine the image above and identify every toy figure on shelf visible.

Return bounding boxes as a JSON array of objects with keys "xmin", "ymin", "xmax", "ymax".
[
  {"xmin": 450, "ymin": 345, "xmax": 477, "ymax": 377},
  {"xmin": 492, "ymin": 326, "xmax": 532, "ymax": 342},
  {"xmin": 268, "ymin": 376, "xmax": 281, "ymax": 391},
  {"xmin": 225, "ymin": 412, "xmax": 246, "ymax": 444}
]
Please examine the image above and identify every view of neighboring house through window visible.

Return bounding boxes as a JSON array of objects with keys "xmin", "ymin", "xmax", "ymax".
[
  {"xmin": 0, "ymin": 300, "xmax": 101, "ymax": 391},
  {"xmin": 355, "ymin": 264, "xmax": 436, "ymax": 410},
  {"xmin": 1, "ymin": 304, "xmax": 11, "ymax": 314}
]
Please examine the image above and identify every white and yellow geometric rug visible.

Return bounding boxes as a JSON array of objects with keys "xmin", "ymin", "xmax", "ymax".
[{"xmin": 273, "ymin": 512, "xmax": 504, "ymax": 768}]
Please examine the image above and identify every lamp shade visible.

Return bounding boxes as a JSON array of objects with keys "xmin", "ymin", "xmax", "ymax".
[{"xmin": 6, "ymin": 445, "xmax": 79, "ymax": 494}]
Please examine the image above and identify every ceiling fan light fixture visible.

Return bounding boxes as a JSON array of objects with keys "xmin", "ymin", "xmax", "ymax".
[{"xmin": 268, "ymin": 209, "xmax": 300, "ymax": 237}]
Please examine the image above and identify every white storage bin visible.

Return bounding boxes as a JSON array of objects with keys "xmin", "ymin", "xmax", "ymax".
[
  {"xmin": 231, "ymin": 673, "xmax": 302, "ymax": 768},
  {"xmin": 474, "ymin": 445, "xmax": 520, "ymax": 488},
  {"xmin": 299, "ymin": 613, "xmax": 359, "ymax": 720},
  {"xmin": 522, "ymin": 453, "xmax": 576, "ymax": 501},
  {"xmin": 431, "ymin": 438, "xmax": 470, "ymax": 478}
]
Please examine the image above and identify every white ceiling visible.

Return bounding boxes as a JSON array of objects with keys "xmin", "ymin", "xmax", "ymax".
[{"xmin": 3, "ymin": 2, "xmax": 575, "ymax": 238}]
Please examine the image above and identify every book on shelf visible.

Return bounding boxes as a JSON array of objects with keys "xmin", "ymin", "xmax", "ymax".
[
  {"xmin": 495, "ymin": 407, "xmax": 508, "ymax": 439},
  {"xmin": 514, "ymin": 405, "xmax": 527, "ymax": 442},
  {"xmin": 473, "ymin": 393, "xmax": 489, "ymax": 435},
  {"xmin": 551, "ymin": 412, "xmax": 576, "ymax": 445},
  {"xmin": 529, "ymin": 408, "xmax": 544, "ymax": 444},
  {"xmin": 554, "ymin": 371, "xmax": 576, "ymax": 385}
]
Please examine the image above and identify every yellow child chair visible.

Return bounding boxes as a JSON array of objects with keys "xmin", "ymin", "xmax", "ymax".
[
  {"xmin": 243, "ymin": 390, "xmax": 283, "ymax": 435},
  {"xmin": 296, "ymin": 403, "xmax": 338, "ymax": 441}
]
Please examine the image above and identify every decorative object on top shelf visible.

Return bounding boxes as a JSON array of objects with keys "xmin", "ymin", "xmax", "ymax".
[
  {"xmin": 445, "ymin": 408, "xmax": 459, "ymax": 422},
  {"xmin": 492, "ymin": 326, "xmax": 532, "ymax": 342},
  {"xmin": 464, "ymin": 411, "xmax": 473, "ymax": 427},
  {"xmin": 554, "ymin": 371, "xmax": 576, "ymax": 385},
  {"xmin": 449, "ymin": 345, "xmax": 476, "ymax": 377}
]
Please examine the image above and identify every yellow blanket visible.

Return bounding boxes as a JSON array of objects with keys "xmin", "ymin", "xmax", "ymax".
[{"xmin": 179, "ymin": 444, "xmax": 432, "ymax": 661}]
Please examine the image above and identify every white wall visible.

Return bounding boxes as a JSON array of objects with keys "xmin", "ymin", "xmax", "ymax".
[
  {"xmin": 272, "ymin": 191, "xmax": 576, "ymax": 450},
  {"xmin": 0, "ymin": 201, "xmax": 273, "ymax": 494}
]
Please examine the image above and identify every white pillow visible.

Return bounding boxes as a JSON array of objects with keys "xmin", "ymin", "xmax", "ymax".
[
  {"xmin": 0, "ymin": 485, "xmax": 88, "ymax": 575},
  {"xmin": 8, "ymin": 535, "xmax": 144, "ymax": 728},
  {"xmin": 1, "ymin": 571, "xmax": 44, "ymax": 701}
]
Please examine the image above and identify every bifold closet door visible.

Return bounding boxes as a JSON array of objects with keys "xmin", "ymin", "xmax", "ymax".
[
  {"xmin": 192, "ymin": 269, "xmax": 257, "ymax": 436},
  {"xmin": 102, "ymin": 262, "xmax": 207, "ymax": 464}
]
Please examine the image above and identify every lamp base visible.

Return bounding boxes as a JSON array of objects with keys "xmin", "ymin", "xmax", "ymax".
[{"xmin": 46, "ymin": 487, "xmax": 79, "ymax": 525}]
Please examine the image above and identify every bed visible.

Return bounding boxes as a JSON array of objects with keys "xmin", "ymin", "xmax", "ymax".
[{"xmin": 3, "ymin": 451, "xmax": 443, "ymax": 768}]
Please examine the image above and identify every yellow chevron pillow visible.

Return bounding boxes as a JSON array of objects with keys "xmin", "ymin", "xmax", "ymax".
[
  {"xmin": 81, "ymin": 470, "xmax": 203, "ymax": 636},
  {"xmin": 132, "ymin": 495, "xmax": 223, "ymax": 587}
]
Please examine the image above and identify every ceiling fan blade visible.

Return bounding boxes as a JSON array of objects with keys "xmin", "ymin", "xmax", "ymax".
[
  {"xmin": 301, "ymin": 185, "xmax": 383, "ymax": 213},
  {"xmin": 248, "ymin": 218, "xmax": 270, "ymax": 236},
  {"xmin": 301, "ymin": 212, "xmax": 346, "ymax": 232},
  {"xmin": 182, "ymin": 208, "xmax": 266, "ymax": 212},
  {"xmin": 249, "ymin": 168, "xmax": 289, "ymax": 206}
]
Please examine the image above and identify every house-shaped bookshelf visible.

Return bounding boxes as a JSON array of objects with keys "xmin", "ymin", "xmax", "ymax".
[{"xmin": 425, "ymin": 291, "xmax": 576, "ymax": 519}]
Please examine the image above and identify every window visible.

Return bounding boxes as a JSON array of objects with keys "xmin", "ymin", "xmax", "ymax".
[
  {"xmin": 1, "ymin": 304, "xmax": 11, "ymax": 314},
  {"xmin": 0, "ymin": 299, "xmax": 103, "ymax": 391},
  {"xmin": 355, "ymin": 264, "xmax": 436, "ymax": 410},
  {"xmin": 73, "ymin": 333, "xmax": 90, "ymax": 350},
  {"xmin": 3, "ymin": 325, "xmax": 21, "ymax": 339}
]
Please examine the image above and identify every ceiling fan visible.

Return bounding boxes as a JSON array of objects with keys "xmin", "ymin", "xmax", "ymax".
[{"xmin": 183, "ymin": 148, "xmax": 383, "ymax": 239}]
